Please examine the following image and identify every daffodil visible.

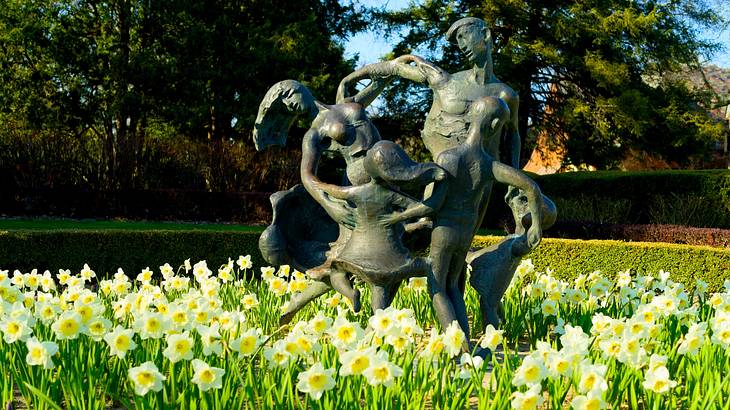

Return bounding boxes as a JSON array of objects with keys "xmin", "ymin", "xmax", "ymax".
[
  {"xmin": 104, "ymin": 326, "xmax": 137, "ymax": 359},
  {"xmin": 134, "ymin": 311, "xmax": 168, "ymax": 340},
  {"xmin": 1, "ymin": 316, "xmax": 32, "ymax": 344},
  {"xmin": 296, "ymin": 362, "xmax": 335, "ymax": 400},
  {"xmin": 240, "ymin": 294, "xmax": 259, "ymax": 310},
  {"xmin": 191, "ymin": 359, "xmax": 225, "ymax": 391},
  {"xmin": 327, "ymin": 316, "xmax": 363, "ymax": 350},
  {"xmin": 480, "ymin": 324, "xmax": 504, "ymax": 351},
  {"xmin": 163, "ymin": 331, "xmax": 194, "ymax": 363},
  {"xmin": 642, "ymin": 365, "xmax": 677, "ymax": 394},
  {"xmin": 25, "ymin": 337, "xmax": 58, "ymax": 369},
  {"xmin": 512, "ymin": 354, "xmax": 547, "ymax": 388},
  {"xmin": 510, "ymin": 384, "xmax": 543, "ymax": 410},
  {"xmin": 577, "ymin": 361, "xmax": 608, "ymax": 395},
  {"xmin": 128, "ymin": 361, "xmax": 165, "ymax": 396},
  {"xmin": 571, "ymin": 391, "xmax": 606, "ymax": 410},
  {"xmin": 230, "ymin": 328, "xmax": 263, "ymax": 357},
  {"xmin": 442, "ymin": 321, "xmax": 466, "ymax": 357},
  {"xmin": 362, "ymin": 356, "xmax": 402, "ymax": 387},
  {"xmin": 237, "ymin": 255, "xmax": 252, "ymax": 270},
  {"xmin": 51, "ymin": 311, "xmax": 84, "ymax": 340},
  {"xmin": 339, "ymin": 347, "xmax": 380, "ymax": 376}
]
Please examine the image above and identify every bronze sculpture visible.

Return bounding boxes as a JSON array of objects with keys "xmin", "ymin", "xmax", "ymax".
[{"xmin": 254, "ymin": 17, "xmax": 557, "ymax": 351}]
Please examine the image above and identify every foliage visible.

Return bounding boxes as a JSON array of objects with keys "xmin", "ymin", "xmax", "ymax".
[
  {"xmin": 534, "ymin": 170, "xmax": 730, "ymax": 228},
  {"xmin": 0, "ymin": 0, "xmax": 363, "ymax": 190},
  {"xmin": 373, "ymin": 0, "xmax": 729, "ymax": 168},
  {"xmin": 1, "ymin": 230, "xmax": 728, "ymax": 291},
  {"xmin": 474, "ymin": 236, "xmax": 730, "ymax": 292}
]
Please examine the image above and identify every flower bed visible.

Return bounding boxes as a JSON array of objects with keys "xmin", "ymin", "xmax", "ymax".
[{"xmin": 2, "ymin": 257, "xmax": 729, "ymax": 409}]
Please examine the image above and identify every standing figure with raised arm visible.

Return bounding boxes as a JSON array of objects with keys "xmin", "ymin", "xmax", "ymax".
[
  {"xmin": 416, "ymin": 97, "xmax": 544, "ymax": 348},
  {"xmin": 337, "ymin": 17, "xmax": 520, "ymax": 168}
]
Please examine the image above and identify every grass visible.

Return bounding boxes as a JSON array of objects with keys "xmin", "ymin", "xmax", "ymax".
[{"xmin": 0, "ymin": 218, "xmax": 265, "ymax": 232}]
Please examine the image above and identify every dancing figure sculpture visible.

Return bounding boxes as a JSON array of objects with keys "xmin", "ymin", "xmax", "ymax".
[{"xmin": 253, "ymin": 17, "xmax": 556, "ymax": 349}]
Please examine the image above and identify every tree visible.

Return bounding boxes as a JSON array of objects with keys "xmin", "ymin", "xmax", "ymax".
[
  {"xmin": 373, "ymin": 0, "xmax": 728, "ymax": 169},
  {"xmin": 0, "ymin": 0, "xmax": 364, "ymax": 190}
]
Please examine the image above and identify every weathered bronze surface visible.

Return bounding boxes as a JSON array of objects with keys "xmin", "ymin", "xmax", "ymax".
[{"xmin": 254, "ymin": 17, "xmax": 557, "ymax": 350}]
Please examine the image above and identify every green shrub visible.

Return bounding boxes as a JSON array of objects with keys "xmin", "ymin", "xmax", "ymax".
[
  {"xmin": 0, "ymin": 230, "xmax": 266, "ymax": 277},
  {"xmin": 532, "ymin": 169, "xmax": 730, "ymax": 228},
  {"xmin": 1, "ymin": 229, "xmax": 727, "ymax": 291},
  {"xmin": 474, "ymin": 235, "xmax": 730, "ymax": 291}
]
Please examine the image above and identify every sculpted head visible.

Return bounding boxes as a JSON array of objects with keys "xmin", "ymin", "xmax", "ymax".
[{"xmin": 446, "ymin": 17, "xmax": 492, "ymax": 66}]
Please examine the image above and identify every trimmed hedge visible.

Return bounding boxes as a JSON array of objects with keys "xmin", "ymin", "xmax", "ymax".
[
  {"xmin": 533, "ymin": 169, "xmax": 730, "ymax": 228},
  {"xmin": 0, "ymin": 230, "xmax": 266, "ymax": 277},
  {"xmin": 1, "ymin": 230, "xmax": 728, "ymax": 291},
  {"xmin": 474, "ymin": 236, "xmax": 730, "ymax": 292},
  {"xmin": 0, "ymin": 187, "xmax": 272, "ymax": 223}
]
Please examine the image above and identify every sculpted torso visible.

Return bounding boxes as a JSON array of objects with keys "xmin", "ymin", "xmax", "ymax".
[{"xmin": 425, "ymin": 70, "xmax": 519, "ymax": 159}]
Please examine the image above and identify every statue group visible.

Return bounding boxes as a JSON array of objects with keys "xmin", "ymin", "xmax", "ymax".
[{"xmin": 254, "ymin": 17, "xmax": 556, "ymax": 352}]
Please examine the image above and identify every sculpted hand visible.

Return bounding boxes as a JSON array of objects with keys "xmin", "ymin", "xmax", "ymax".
[
  {"xmin": 322, "ymin": 196, "xmax": 356, "ymax": 229},
  {"xmin": 377, "ymin": 212, "xmax": 399, "ymax": 226}
]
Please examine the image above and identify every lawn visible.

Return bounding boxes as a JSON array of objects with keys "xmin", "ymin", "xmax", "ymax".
[{"xmin": 0, "ymin": 218, "xmax": 265, "ymax": 232}]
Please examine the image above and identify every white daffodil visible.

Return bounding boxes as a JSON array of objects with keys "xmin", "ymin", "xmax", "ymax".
[
  {"xmin": 230, "ymin": 328, "xmax": 263, "ymax": 357},
  {"xmin": 362, "ymin": 356, "xmax": 403, "ymax": 387},
  {"xmin": 678, "ymin": 322, "xmax": 707, "ymax": 355},
  {"xmin": 51, "ymin": 311, "xmax": 84, "ymax": 340},
  {"xmin": 480, "ymin": 324, "xmax": 504, "ymax": 351},
  {"xmin": 328, "ymin": 316, "xmax": 364, "ymax": 350},
  {"xmin": 104, "ymin": 325, "xmax": 137, "ymax": 359},
  {"xmin": 642, "ymin": 365, "xmax": 677, "ymax": 394},
  {"xmin": 84, "ymin": 317, "xmax": 112, "ymax": 341},
  {"xmin": 442, "ymin": 321, "xmax": 466, "ymax": 358},
  {"xmin": 128, "ymin": 361, "xmax": 166, "ymax": 396},
  {"xmin": 240, "ymin": 294, "xmax": 259, "ymax": 310},
  {"xmin": 236, "ymin": 255, "xmax": 252, "ymax": 270},
  {"xmin": 571, "ymin": 391, "xmax": 607, "ymax": 410},
  {"xmin": 577, "ymin": 361, "xmax": 608, "ymax": 395},
  {"xmin": 197, "ymin": 323, "xmax": 223, "ymax": 356},
  {"xmin": 510, "ymin": 384, "xmax": 544, "ymax": 410},
  {"xmin": 339, "ymin": 347, "xmax": 380, "ymax": 376},
  {"xmin": 307, "ymin": 311, "xmax": 332, "ymax": 336},
  {"xmin": 296, "ymin": 362, "xmax": 335, "ymax": 400},
  {"xmin": 1, "ymin": 316, "xmax": 32, "ymax": 344},
  {"xmin": 191, "ymin": 359, "xmax": 225, "ymax": 391},
  {"xmin": 263, "ymin": 340, "xmax": 292, "ymax": 368},
  {"xmin": 25, "ymin": 337, "xmax": 58, "ymax": 369},
  {"xmin": 134, "ymin": 311, "xmax": 168, "ymax": 340},
  {"xmin": 159, "ymin": 263, "xmax": 175, "ymax": 279},
  {"xmin": 163, "ymin": 331, "xmax": 194, "ymax": 363},
  {"xmin": 560, "ymin": 324, "xmax": 591, "ymax": 356},
  {"xmin": 512, "ymin": 354, "xmax": 547, "ymax": 388}
]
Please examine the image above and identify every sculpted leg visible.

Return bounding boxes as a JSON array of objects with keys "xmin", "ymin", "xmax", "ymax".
[
  {"xmin": 447, "ymin": 247, "xmax": 471, "ymax": 343},
  {"xmin": 370, "ymin": 285, "xmax": 389, "ymax": 312},
  {"xmin": 279, "ymin": 280, "xmax": 331, "ymax": 325},
  {"xmin": 330, "ymin": 272, "xmax": 361, "ymax": 313},
  {"xmin": 428, "ymin": 234, "xmax": 460, "ymax": 333}
]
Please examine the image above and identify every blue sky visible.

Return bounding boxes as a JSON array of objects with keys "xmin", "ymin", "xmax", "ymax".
[{"xmin": 344, "ymin": 1, "xmax": 730, "ymax": 68}]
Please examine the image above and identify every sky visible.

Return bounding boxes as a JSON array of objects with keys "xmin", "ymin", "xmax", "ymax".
[{"xmin": 343, "ymin": 1, "xmax": 730, "ymax": 68}]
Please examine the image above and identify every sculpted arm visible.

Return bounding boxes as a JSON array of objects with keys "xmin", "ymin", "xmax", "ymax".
[
  {"xmin": 491, "ymin": 162, "xmax": 542, "ymax": 248},
  {"xmin": 301, "ymin": 129, "xmax": 356, "ymax": 227},
  {"xmin": 503, "ymin": 91, "xmax": 521, "ymax": 169},
  {"xmin": 336, "ymin": 55, "xmax": 449, "ymax": 103},
  {"xmin": 386, "ymin": 180, "xmax": 449, "ymax": 224}
]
